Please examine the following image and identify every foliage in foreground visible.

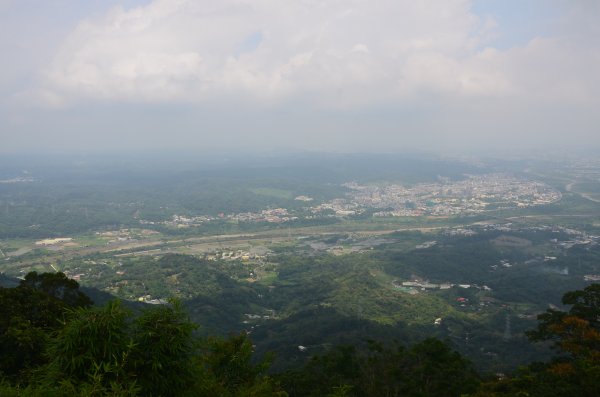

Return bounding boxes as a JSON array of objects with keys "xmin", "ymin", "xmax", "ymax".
[
  {"xmin": 278, "ymin": 338, "xmax": 480, "ymax": 397},
  {"xmin": 0, "ymin": 272, "xmax": 92, "ymax": 381},
  {"xmin": 0, "ymin": 273, "xmax": 285, "ymax": 396},
  {"xmin": 473, "ymin": 284, "xmax": 600, "ymax": 397},
  {"xmin": 1, "ymin": 272, "xmax": 600, "ymax": 396}
]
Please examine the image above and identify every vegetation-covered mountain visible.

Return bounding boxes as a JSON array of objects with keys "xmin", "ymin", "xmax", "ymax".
[{"xmin": 1, "ymin": 273, "xmax": 599, "ymax": 396}]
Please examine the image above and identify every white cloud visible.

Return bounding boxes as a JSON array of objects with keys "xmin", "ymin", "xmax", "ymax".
[
  {"xmin": 7, "ymin": 0, "xmax": 598, "ymax": 154},
  {"xmin": 35, "ymin": 0, "xmax": 514, "ymax": 108},
  {"xmin": 0, "ymin": 0, "xmax": 600, "ymax": 155}
]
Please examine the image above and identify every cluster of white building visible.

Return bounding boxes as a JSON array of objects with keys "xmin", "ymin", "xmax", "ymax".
[{"xmin": 338, "ymin": 174, "xmax": 561, "ymax": 217}]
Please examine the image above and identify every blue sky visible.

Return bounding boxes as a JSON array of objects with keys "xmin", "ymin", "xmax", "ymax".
[
  {"xmin": 1, "ymin": 0, "xmax": 598, "ymax": 155},
  {"xmin": 471, "ymin": 0, "xmax": 565, "ymax": 49}
]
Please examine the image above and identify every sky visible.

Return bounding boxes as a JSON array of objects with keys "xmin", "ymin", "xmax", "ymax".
[{"xmin": 0, "ymin": 0, "xmax": 599, "ymax": 156}]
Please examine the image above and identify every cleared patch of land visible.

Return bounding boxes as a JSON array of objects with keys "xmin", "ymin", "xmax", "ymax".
[{"xmin": 491, "ymin": 235, "xmax": 532, "ymax": 248}]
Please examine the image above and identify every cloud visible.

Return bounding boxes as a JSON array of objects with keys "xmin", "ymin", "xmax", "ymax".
[
  {"xmin": 33, "ymin": 0, "xmax": 598, "ymax": 113},
  {"xmin": 29, "ymin": 0, "xmax": 490, "ymax": 107},
  {"xmin": 4, "ymin": 0, "xmax": 600, "ymax": 154}
]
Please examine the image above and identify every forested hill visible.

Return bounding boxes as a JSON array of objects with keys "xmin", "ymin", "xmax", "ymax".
[{"xmin": 1, "ymin": 272, "xmax": 599, "ymax": 396}]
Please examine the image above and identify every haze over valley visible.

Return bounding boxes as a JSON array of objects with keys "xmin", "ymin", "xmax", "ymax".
[{"xmin": 1, "ymin": 1, "xmax": 600, "ymax": 396}]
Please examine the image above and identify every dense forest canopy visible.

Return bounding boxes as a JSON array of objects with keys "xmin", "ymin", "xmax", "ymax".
[{"xmin": 1, "ymin": 273, "xmax": 599, "ymax": 396}]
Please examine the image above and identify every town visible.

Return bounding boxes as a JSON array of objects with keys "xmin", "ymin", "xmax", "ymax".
[{"xmin": 140, "ymin": 174, "xmax": 561, "ymax": 228}]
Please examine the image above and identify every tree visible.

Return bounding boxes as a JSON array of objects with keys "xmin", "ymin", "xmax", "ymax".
[
  {"xmin": 0, "ymin": 272, "xmax": 92, "ymax": 382},
  {"xmin": 20, "ymin": 272, "xmax": 93, "ymax": 308},
  {"xmin": 41, "ymin": 299, "xmax": 201, "ymax": 396},
  {"xmin": 528, "ymin": 284, "xmax": 600, "ymax": 360},
  {"xmin": 129, "ymin": 300, "xmax": 197, "ymax": 396},
  {"xmin": 197, "ymin": 332, "xmax": 287, "ymax": 396},
  {"xmin": 473, "ymin": 284, "xmax": 600, "ymax": 397},
  {"xmin": 522, "ymin": 284, "xmax": 600, "ymax": 396},
  {"xmin": 279, "ymin": 339, "xmax": 479, "ymax": 397}
]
